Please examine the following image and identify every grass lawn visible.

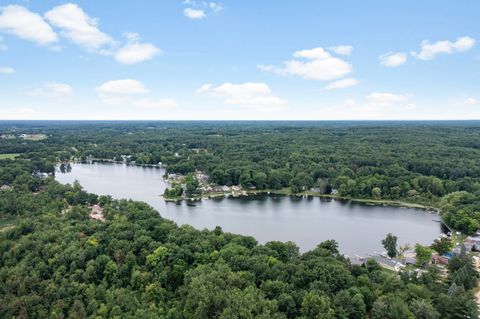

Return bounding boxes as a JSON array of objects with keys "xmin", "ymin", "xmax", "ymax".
[{"xmin": 0, "ymin": 153, "xmax": 19, "ymax": 159}]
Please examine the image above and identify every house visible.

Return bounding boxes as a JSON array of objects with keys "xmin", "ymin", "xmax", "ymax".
[
  {"xmin": 35, "ymin": 172, "xmax": 49, "ymax": 179},
  {"xmin": 432, "ymin": 253, "xmax": 449, "ymax": 265},
  {"xmin": 231, "ymin": 185, "xmax": 243, "ymax": 192},
  {"xmin": 202, "ymin": 186, "xmax": 213, "ymax": 193},
  {"xmin": 331, "ymin": 189, "xmax": 339, "ymax": 195},
  {"xmin": 195, "ymin": 171, "xmax": 209, "ymax": 185},
  {"xmin": 366, "ymin": 255, "xmax": 405, "ymax": 272},
  {"xmin": 465, "ymin": 236, "xmax": 480, "ymax": 251},
  {"xmin": 472, "ymin": 256, "xmax": 480, "ymax": 271},
  {"xmin": 0, "ymin": 184, "xmax": 11, "ymax": 191},
  {"xmin": 89, "ymin": 204, "xmax": 105, "ymax": 222},
  {"xmin": 211, "ymin": 185, "xmax": 224, "ymax": 193}
]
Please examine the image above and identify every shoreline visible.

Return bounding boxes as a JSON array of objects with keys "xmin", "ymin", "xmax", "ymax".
[
  {"xmin": 62, "ymin": 161, "xmax": 441, "ymax": 213},
  {"xmin": 164, "ymin": 189, "xmax": 440, "ymax": 213}
]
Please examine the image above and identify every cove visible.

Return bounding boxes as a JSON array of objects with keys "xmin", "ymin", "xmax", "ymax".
[{"xmin": 55, "ymin": 162, "xmax": 442, "ymax": 256}]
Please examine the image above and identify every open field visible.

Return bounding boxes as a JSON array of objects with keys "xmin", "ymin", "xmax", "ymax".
[{"xmin": 22, "ymin": 134, "xmax": 47, "ymax": 141}]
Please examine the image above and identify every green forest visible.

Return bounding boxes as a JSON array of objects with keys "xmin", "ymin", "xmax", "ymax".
[{"xmin": 0, "ymin": 121, "xmax": 479, "ymax": 318}]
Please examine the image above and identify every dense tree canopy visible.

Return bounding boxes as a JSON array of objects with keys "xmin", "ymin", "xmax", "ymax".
[{"xmin": 0, "ymin": 121, "xmax": 479, "ymax": 318}]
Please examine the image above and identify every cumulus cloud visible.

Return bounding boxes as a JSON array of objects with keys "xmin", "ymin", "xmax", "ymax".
[
  {"xmin": 183, "ymin": 8, "xmax": 206, "ymax": 19},
  {"xmin": 115, "ymin": 42, "xmax": 161, "ymax": 64},
  {"xmin": 182, "ymin": 1, "xmax": 222, "ymax": 19},
  {"xmin": 324, "ymin": 78, "xmax": 358, "ymax": 90},
  {"xmin": 96, "ymin": 79, "xmax": 149, "ymax": 96},
  {"xmin": 412, "ymin": 36, "xmax": 475, "ymax": 60},
  {"xmin": 26, "ymin": 82, "xmax": 73, "ymax": 98},
  {"xmin": 380, "ymin": 52, "xmax": 407, "ymax": 67},
  {"xmin": 258, "ymin": 47, "xmax": 352, "ymax": 81},
  {"xmin": 197, "ymin": 82, "xmax": 287, "ymax": 111},
  {"xmin": 464, "ymin": 98, "xmax": 477, "ymax": 105},
  {"xmin": 0, "ymin": 5, "xmax": 58, "ymax": 45},
  {"xmin": 329, "ymin": 45, "xmax": 353, "ymax": 56},
  {"xmin": 209, "ymin": 2, "xmax": 223, "ymax": 12},
  {"xmin": 96, "ymin": 79, "xmax": 176, "ymax": 109},
  {"xmin": 45, "ymin": 3, "xmax": 114, "ymax": 52},
  {"xmin": 0, "ymin": 66, "xmax": 15, "ymax": 74}
]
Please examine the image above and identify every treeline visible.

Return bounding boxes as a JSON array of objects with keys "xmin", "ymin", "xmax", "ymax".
[
  {"xmin": 1, "ymin": 121, "xmax": 480, "ymax": 232},
  {"xmin": 0, "ymin": 159, "xmax": 478, "ymax": 318}
]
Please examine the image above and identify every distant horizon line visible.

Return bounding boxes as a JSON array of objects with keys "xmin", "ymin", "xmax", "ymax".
[{"xmin": 1, "ymin": 119, "xmax": 480, "ymax": 122}]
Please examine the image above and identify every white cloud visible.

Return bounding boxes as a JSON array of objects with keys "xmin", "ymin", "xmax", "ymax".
[
  {"xmin": 380, "ymin": 52, "xmax": 407, "ymax": 67},
  {"xmin": 412, "ymin": 36, "xmax": 475, "ymax": 60},
  {"xmin": 96, "ymin": 79, "xmax": 149, "ymax": 96},
  {"xmin": 198, "ymin": 82, "xmax": 287, "ymax": 111},
  {"xmin": 258, "ymin": 47, "xmax": 352, "ymax": 81},
  {"xmin": 26, "ymin": 82, "xmax": 73, "ymax": 98},
  {"xmin": 0, "ymin": 5, "xmax": 58, "ymax": 45},
  {"xmin": 464, "ymin": 97, "xmax": 477, "ymax": 105},
  {"xmin": 183, "ymin": 8, "xmax": 206, "ymax": 19},
  {"xmin": 45, "ymin": 3, "xmax": 114, "ymax": 52},
  {"xmin": 115, "ymin": 42, "xmax": 161, "ymax": 64},
  {"xmin": 209, "ymin": 2, "xmax": 223, "ymax": 12},
  {"xmin": 329, "ymin": 45, "xmax": 353, "ymax": 56},
  {"xmin": 324, "ymin": 78, "xmax": 359, "ymax": 90},
  {"xmin": 96, "ymin": 79, "xmax": 176, "ymax": 109},
  {"xmin": 0, "ymin": 66, "xmax": 14, "ymax": 74}
]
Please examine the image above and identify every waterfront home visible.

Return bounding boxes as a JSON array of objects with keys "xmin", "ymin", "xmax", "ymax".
[
  {"xmin": 231, "ymin": 185, "xmax": 243, "ymax": 192},
  {"xmin": 432, "ymin": 253, "xmax": 450, "ymax": 265},
  {"xmin": 210, "ymin": 185, "xmax": 225, "ymax": 193},
  {"xmin": 366, "ymin": 255, "xmax": 405, "ymax": 272},
  {"xmin": 465, "ymin": 236, "xmax": 480, "ymax": 251},
  {"xmin": 89, "ymin": 205, "xmax": 105, "ymax": 222},
  {"xmin": 195, "ymin": 171, "xmax": 209, "ymax": 185}
]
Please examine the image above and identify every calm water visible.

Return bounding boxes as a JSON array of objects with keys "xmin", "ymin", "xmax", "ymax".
[{"xmin": 55, "ymin": 163, "xmax": 442, "ymax": 255}]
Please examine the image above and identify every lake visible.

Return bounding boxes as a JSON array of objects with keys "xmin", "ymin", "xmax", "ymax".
[{"xmin": 55, "ymin": 162, "xmax": 442, "ymax": 256}]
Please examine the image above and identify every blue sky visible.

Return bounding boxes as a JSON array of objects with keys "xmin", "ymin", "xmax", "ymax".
[{"xmin": 0, "ymin": 0, "xmax": 479, "ymax": 120}]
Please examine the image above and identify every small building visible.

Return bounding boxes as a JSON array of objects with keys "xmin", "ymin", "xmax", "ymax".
[
  {"xmin": 231, "ymin": 185, "xmax": 243, "ymax": 192},
  {"xmin": 472, "ymin": 256, "xmax": 480, "ymax": 271},
  {"xmin": 0, "ymin": 184, "xmax": 11, "ymax": 191},
  {"xmin": 432, "ymin": 253, "xmax": 449, "ymax": 265},
  {"xmin": 366, "ymin": 255, "xmax": 405, "ymax": 272},
  {"xmin": 89, "ymin": 205, "xmax": 105, "ymax": 222},
  {"xmin": 195, "ymin": 171, "xmax": 209, "ymax": 185},
  {"xmin": 210, "ymin": 185, "xmax": 224, "ymax": 193},
  {"xmin": 35, "ymin": 172, "xmax": 49, "ymax": 179},
  {"xmin": 465, "ymin": 236, "xmax": 480, "ymax": 251}
]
